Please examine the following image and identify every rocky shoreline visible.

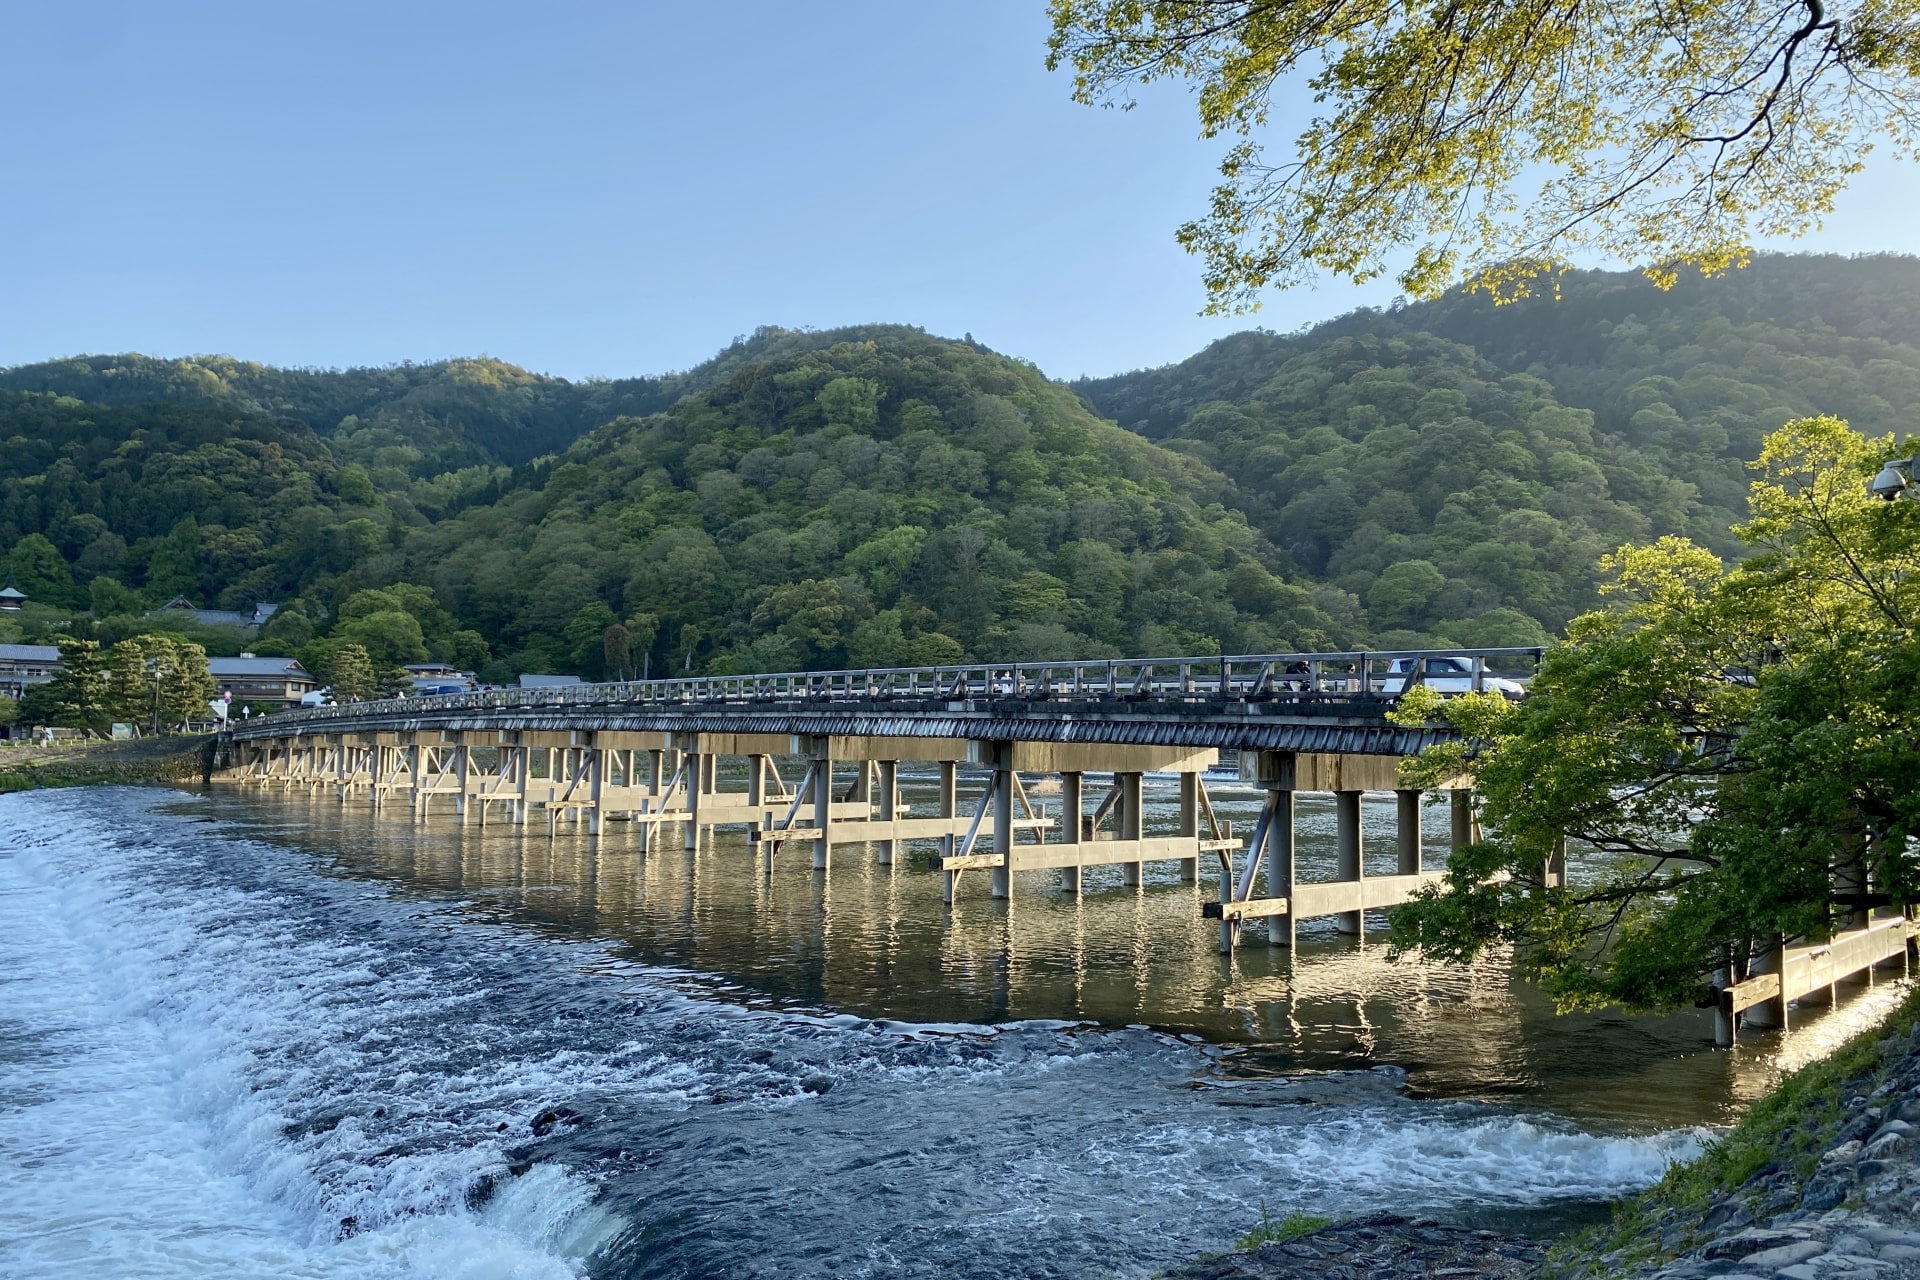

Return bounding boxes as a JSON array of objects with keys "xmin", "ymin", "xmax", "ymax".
[{"xmin": 1167, "ymin": 988, "xmax": 1920, "ymax": 1280}]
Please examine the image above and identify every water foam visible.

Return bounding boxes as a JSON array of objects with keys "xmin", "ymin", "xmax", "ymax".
[{"xmin": 0, "ymin": 794, "xmax": 612, "ymax": 1279}]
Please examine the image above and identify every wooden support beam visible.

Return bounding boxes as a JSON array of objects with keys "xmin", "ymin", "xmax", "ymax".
[
  {"xmin": 1242, "ymin": 750, "xmax": 1469, "ymax": 794},
  {"xmin": 933, "ymin": 834, "xmax": 1232, "ymax": 873},
  {"xmin": 794, "ymin": 735, "xmax": 970, "ymax": 763},
  {"xmin": 1206, "ymin": 870, "xmax": 1445, "ymax": 922},
  {"xmin": 969, "ymin": 741, "xmax": 1217, "ymax": 775}
]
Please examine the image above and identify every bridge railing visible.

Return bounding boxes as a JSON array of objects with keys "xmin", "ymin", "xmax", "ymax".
[{"xmin": 251, "ymin": 647, "xmax": 1545, "ymax": 732}]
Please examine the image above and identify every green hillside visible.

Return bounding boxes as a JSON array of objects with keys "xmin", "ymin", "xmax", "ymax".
[
  {"xmin": 394, "ymin": 330, "xmax": 1339, "ymax": 679},
  {"xmin": 0, "ymin": 329, "xmax": 1343, "ymax": 679},
  {"xmin": 1075, "ymin": 253, "xmax": 1920, "ymax": 640},
  {"xmin": 4, "ymin": 255, "xmax": 1917, "ymax": 682},
  {"xmin": 0, "ymin": 325, "xmax": 1010, "ymax": 478}
]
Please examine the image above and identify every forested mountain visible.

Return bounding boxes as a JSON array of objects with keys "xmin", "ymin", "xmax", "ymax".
[
  {"xmin": 0, "ymin": 326, "xmax": 911, "ymax": 477},
  {"xmin": 3, "ymin": 255, "xmax": 1916, "ymax": 684},
  {"xmin": 393, "ymin": 329, "xmax": 1336, "ymax": 679},
  {"xmin": 1076, "ymin": 253, "xmax": 1920, "ymax": 640}
]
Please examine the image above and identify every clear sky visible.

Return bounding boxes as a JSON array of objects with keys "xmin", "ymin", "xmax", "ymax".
[{"xmin": 5, "ymin": 2, "xmax": 1916, "ymax": 384}]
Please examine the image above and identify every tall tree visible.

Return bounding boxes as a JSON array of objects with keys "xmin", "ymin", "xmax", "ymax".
[
  {"xmin": 602, "ymin": 623, "xmax": 632, "ymax": 681},
  {"xmin": 39, "ymin": 637, "xmax": 113, "ymax": 736},
  {"xmin": 157, "ymin": 639, "xmax": 216, "ymax": 730},
  {"xmin": 1047, "ymin": 1, "xmax": 1920, "ymax": 307},
  {"xmin": 1388, "ymin": 416, "xmax": 1920, "ymax": 1011},
  {"xmin": 317, "ymin": 643, "xmax": 378, "ymax": 702}
]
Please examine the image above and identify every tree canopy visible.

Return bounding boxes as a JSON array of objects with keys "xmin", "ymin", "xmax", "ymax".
[
  {"xmin": 1047, "ymin": 0, "xmax": 1920, "ymax": 307},
  {"xmin": 1388, "ymin": 415, "xmax": 1920, "ymax": 1012}
]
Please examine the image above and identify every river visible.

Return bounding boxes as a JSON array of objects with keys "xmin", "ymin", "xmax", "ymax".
[{"xmin": 0, "ymin": 780, "xmax": 1906, "ymax": 1279}]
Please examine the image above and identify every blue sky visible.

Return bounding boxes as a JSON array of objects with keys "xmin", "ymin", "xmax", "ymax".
[{"xmin": 4, "ymin": 2, "xmax": 1916, "ymax": 383}]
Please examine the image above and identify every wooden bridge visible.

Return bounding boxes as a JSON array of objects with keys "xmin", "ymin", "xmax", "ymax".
[
  {"xmin": 217, "ymin": 648, "xmax": 1522, "ymax": 951},
  {"xmin": 214, "ymin": 646, "xmax": 1915, "ymax": 993}
]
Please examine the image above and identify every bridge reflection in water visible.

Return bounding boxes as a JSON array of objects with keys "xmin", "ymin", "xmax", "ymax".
[{"xmin": 202, "ymin": 765, "xmax": 1913, "ymax": 1137}]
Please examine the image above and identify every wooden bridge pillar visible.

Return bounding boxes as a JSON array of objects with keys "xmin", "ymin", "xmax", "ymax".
[
  {"xmin": 1742, "ymin": 934, "xmax": 1788, "ymax": 1029},
  {"xmin": 1058, "ymin": 771, "xmax": 1084, "ymax": 895},
  {"xmin": 875, "ymin": 760, "xmax": 899, "ymax": 867},
  {"xmin": 1335, "ymin": 789, "xmax": 1363, "ymax": 935},
  {"xmin": 513, "ymin": 744, "xmax": 530, "ymax": 825},
  {"xmin": 1544, "ymin": 834, "xmax": 1567, "ymax": 888},
  {"xmin": 682, "ymin": 751, "xmax": 701, "ymax": 849},
  {"xmin": 455, "ymin": 744, "xmax": 471, "ymax": 824},
  {"xmin": 587, "ymin": 747, "xmax": 606, "ymax": 835},
  {"xmin": 1177, "ymin": 773, "xmax": 1199, "ymax": 883},
  {"xmin": 1117, "ymin": 772, "xmax": 1144, "ymax": 888},
  {"xmin": 937, "ymin": 760, "xmax": 957, "ymax": 861},
  {"xmin": 1266, "ymin": 790, "xmax": 1296, "ymax": 948},
  {"xmin": 1396, "ymin": 789, "xmax": 1422, "ymax": 875},
  {"xmin": 637, "ymin": 748, "xmax": 666, "ymax": 850},
  {"xmin": 683, "ymin": 750, "xmax": 717, "ymax": 851},
  {"xmin": 409, "ymin": 742, "xmax": 427, "ymax": 821},
  {"xmin": 811, "ymin": 749, "xmax": 834, "ymax": 870},
  {"xmin": 990, "ymin": 751, "xmax": 1014, "ymax": 899}
]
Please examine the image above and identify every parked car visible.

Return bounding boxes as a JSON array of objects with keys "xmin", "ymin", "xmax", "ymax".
[{"xmin": 1377, "ymin": 657, "xmax": 1527, "ymax": 697}]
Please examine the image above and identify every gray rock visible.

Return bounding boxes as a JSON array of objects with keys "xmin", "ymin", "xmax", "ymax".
[
  {"xmin": 1865, "ymin": 1131, "xmax": 1912, "ymax": 1158},
  {"xmin": 1705, "ymin": 1230, "xmax": 1814, "ymax": 1261},
  {"xmin": 1704, "ymin": 1201, "xmax": 1758, "ymax": 1232},
  {"xmin": 1741, "ymin": 1239, "xmax": 1828, "ymax": 1268},
  {"xmin": 1803, "ymin": 1176, "xmax": 1852, "ymax": 1212},
  {"xmin": 1824, "ymin": 1140, "xmax": 1867, "ymax": 1167}
]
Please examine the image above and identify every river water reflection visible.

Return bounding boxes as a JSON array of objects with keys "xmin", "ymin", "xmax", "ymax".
[{"xmin": 209, "ymin": 766, "xmax": 1908, "ymax": 1135}]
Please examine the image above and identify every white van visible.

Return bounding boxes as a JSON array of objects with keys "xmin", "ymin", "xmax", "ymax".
[{"xmin": 1377, "ymin": 657, "xmax": 1526, "ymax": 696}]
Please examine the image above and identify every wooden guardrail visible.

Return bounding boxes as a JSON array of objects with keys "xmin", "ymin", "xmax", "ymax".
[
  {"xmin": 235, "ymin": 646, "xmax": 1544, "ymax": 738},
  {"xmin": 1722, "ymin": 916, "xmax": 1916, "ymax": 1029}
]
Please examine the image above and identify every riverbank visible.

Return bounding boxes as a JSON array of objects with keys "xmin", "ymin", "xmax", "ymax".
[
  {"xmin": 0, "ymin": 736, "xmax": 210, "ymax": 792},
  {"xmin": 1169, "ymin": 977, "xmax": 1920, "ymax": 1280},
  {"xmin": 1552, "ymin": 977, "xmax": 1920, "ymax": 1279}
]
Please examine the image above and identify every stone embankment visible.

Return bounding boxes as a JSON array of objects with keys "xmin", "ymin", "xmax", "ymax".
[
  {"xmin": 1170, "ymin": 989, "xmax": 1920, "ymax": 1280},
  {"xmin": 0, "ymin": 736, "xmax": 207, "ymax": 792}
]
